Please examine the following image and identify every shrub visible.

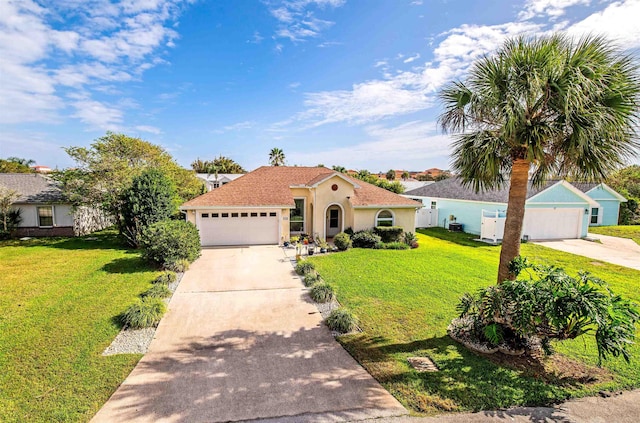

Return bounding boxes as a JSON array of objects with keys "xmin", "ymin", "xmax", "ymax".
[
  {"xmin": 166, "ymin": 259, "xmax": 190, "ymax": 272},
  {"xmin": 141, "ymin": 220, "xmax": 201, "ymax": 267},
  {"xmin": 403, "ymin": 231, "xmax": 417, "ymax": 246},
  {"xmin": 122, "ymin": 297, "xmax": 167, "ymax": 328},
  {"xmin": 295, "ymin": 261, "xmax": 315, "ymax": 275},
  {"xmin": 374, "ymin": 226, "xmax": 404, "ymax": 243},
  {"xmin": 141, "ymin": 284, "xmax": 172, "ymax": 299},
  {"xmin": 333, "ymin": 232, "xmax": 352, "ymax": 251},
  {"xmin": 310, "ymin": 282, "xmax": 334, "ymax": 303},
  {"xmin": 344, "ymin": 227, "xmax": 355, "ymax": 236},
  {"xmin": 326, "ymin": 308, "xmax": 359, "ymax": 333},
  {"xmin": 351, "ymin": 230, "xmax": 382, "ymax": 248},
  {"xmin": 384, "ymin": 242, "xmax": 410, "ymax": 250},
  {"xmin": 120, "ymin": 169, "xmax": 177, "ymax": 247},
  {"xmin": 452, "ymin": 257, "xmax": 640, "ymax": 364},
  {"xmin": 153, "ymin": 271, "xmax": 177, "ymax": 285},
  {"xmin": 303, "ymin": 273, "xmax": 320, "ymax": 287}
]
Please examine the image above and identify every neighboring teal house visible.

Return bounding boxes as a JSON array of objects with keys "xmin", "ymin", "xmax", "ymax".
[{"xmin": 405, "ymin": 179, "xmax": 626, "ymax": 241}]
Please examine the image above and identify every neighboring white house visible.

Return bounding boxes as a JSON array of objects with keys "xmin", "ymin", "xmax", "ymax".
[
  {"xmin": 0, "ymin": 173, "xmax": 112, "ymax": 237},
  {"xmin": 404, "ymin": 178, "xmax": 626, "ymax": 241},
  {"xmin": 196, "ymin": 173, "xmax": 244, "ymax": 191},
  {"xmin": 400, "ymin": 180, "xmax": 434, "ymax": 192}
]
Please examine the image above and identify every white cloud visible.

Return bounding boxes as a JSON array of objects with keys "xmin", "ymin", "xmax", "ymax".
[
  {"xmin": 0, "ymin": 0, "xmax": 189, "ymax": 129},
  {"xmin": 411, "ymin": 1, "xmax": 424, "ymax": 5},
  {"xmin": 213, "ymin": 121, "xmax": 256, "ymax": 133},
  {"xmin": 403, "ymin": 53, "xmax": 421, "ymax": 63},
  {"xmin": 566, "ymin": 0, "xmax": 640, "ymax": 49},
  {"xmin": 519, "ymin": 0, "xmax": 591, "ymax": 20},
  {"xmin": 248, "ymin": 31, "xmax": 264, "ymax": 43},
  {"xmin": 289, "ymin": 82, "xmax": 302, "ymax": 89},
  {"xmin": 288, "ymin": 120, "xmax": 452, "ymax": 169},
  {"xmin": 70, "ymin": 97, "xmax": 123, "ymax": 130},
  {"xmin": 268, "ymin": 0, "xmax": 344, "ymax": 43},
  {"xmin": 296, "ymin": 20, "xmax": 541, "ymax": 126},
  {"xmin": 135, "ymin": 125, "xmax": 163, "ymax": 134}
]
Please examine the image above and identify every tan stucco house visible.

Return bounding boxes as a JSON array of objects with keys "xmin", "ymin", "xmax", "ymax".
[{"xmin": 180, "ymin": 166, "xmax": 421, "ymax": 246}]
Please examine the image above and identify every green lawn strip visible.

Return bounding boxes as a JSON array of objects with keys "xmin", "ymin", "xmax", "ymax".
[
  {"xmin": 309, "ymin": 228, "xmax": 640, "ymax": 414},
  {"xmin": 588, "ymin": 225, "xmax": 640, "ymax": 246},
  {"xmin": 0, "ymin": 233, "xmax": 157, "ymax": 422}
]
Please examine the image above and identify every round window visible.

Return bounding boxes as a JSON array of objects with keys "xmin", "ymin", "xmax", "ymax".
[{"xmin": 331, "ymin": 184, "xmax": 338, "ymax": 191}]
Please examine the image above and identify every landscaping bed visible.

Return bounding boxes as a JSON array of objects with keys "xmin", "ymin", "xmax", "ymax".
[
  {"xmin": 308, "ymin": 228, "xmax": 640, "ymax": 414},
  {"xmin": 0, "ymin": 232, "xmax": 159, "ymax": 422}
]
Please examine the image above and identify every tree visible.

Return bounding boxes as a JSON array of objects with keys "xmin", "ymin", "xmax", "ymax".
[
  {"xmin": 191, "ymin": 156, "xmax": 245, "ymax": 174},
  {"xmin": 385, "ymin": 169, "xmax": 396, "ymax": 181},
  {"xmin": 0, "ymin": 186, "xmax": 21, "ymax": 237},
  {"xmin": 606, "ymin": 165, "xmax": 640, "ymax": 224},
  {"xmin": 416, "ymin": 174, "xmax": 434, "ymax": 182},
  {"xmin": 332, "ymin": 165, "xmax": 347, "ymax": 173},
  {"xmin": 439, "ymin": 35, "xmax": 640, "ymax": 283},
  {"xmin": 269, "ymin": 148, "xmax": 285, "ymax": 166},
  {"xmin": 60, "ymin": 132, "xmax": 202, "ymax": 228},
  {"xmin": 401, "ymin": 171, "xmax": 410, "ymax": 180},
  {"xmin": 0, "ymin": 158, "xmax": 35, "ymax": 173},
  {"xmin": 120, "ymin": 169, "xmax": 177, "ymax": 247}
]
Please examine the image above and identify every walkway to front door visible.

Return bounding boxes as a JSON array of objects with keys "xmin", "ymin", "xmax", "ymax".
[{"xmin": 92, "ymin": 246, "xmax": 406, "ymax": 422}]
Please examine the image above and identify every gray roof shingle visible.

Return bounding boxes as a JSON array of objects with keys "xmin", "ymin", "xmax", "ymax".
[
  {"xmin": 0, "ymin": 173, "xmax": 67, "ymax": 203},
  {"xmin": 404, "ymin": 177, "xmax": 596, "ymax": 202}
]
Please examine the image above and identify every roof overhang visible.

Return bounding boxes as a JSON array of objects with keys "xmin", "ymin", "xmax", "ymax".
[
  {"xmin": 309, "ymin": 172, "xmax": 361, "ymax": 189},
  {"xmin": 352, "ymin": 204, "xmax": 420, "ymax": 209},
  {"xmin": 180, "ymin": 204, "xmax": 294, "ymax": 211}
]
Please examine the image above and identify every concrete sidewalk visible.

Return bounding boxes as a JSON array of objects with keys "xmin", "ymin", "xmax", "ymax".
[
  {"xmin": 92, "ymin": 246, "xmax": 406, "ymax": 423},
  {"xmin": 363, "ymin": 389, "xmax": 640, "ymax": 423},
  {"xmin": 534, "ymin": 233, "xmax": 640, "ymax": 270}
]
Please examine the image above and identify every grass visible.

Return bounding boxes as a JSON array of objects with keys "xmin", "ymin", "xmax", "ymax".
[
  {"xmin": 0, "ymin": 231, "xmax": 159, "ymax": 422},
  {"xmin": 308, "ymin": 228, "xmax": 640, "ymax": 414},
  {"xmin": 588, "ymin": 225, "xmax": 640, "ymax": 246}
]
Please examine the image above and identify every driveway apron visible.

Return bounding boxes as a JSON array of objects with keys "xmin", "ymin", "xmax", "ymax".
[
  {"xmin": 92, "ymin": 246, "xmax": 407, "ymax": 422},
  {"xmin": 534, "ymin": 233, "xmax": 640, "ymax": 270}
]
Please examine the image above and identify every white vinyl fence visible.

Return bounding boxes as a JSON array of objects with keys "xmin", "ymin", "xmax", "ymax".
[
  {"xmin": 480, "ymin": 209, "xmax": 506, "ymax": 243},
  {"xmin": 416, "ymin": 208, "xmax": 438, "ymax": 228}
]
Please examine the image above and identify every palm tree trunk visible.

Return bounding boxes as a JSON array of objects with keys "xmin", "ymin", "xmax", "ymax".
[{"xmin": 497, "ymin": 159, "xmax": 529, "ymax": 283}]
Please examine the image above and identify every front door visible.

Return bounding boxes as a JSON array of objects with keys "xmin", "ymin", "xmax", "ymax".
[{"xmin": 326, "ymin": 206, "xmax": 342, "ymax": 237}]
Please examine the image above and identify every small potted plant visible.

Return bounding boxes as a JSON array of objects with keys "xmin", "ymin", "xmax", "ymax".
[
  {"xmin": 319, "ymin": 240, "xmax": 328, "ymax": 253},
  {"xmin": 307, "ymin": 244, "xmax": 315, "ymax": 255}
]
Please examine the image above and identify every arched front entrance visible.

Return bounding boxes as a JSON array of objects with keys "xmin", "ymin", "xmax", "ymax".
[{"xmin": 325, "ymin": 204, "xmax": 343, "ymax": 238}]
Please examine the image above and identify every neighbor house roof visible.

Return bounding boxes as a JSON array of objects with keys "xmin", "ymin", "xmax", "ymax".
[
  {"xmin": 404, "ymin": 177, "xmax": 582, "ymax": 203},
  {"xmin": 181, "ymin": 166, "xmax": 420, "ymax": 208},
  {"xmin": 196, "ymin": 173, "xmax": 244, "ymax": 182},
  {"xmin": 0, "ymin": 173, "xmax": 67, "ymax": 203}
]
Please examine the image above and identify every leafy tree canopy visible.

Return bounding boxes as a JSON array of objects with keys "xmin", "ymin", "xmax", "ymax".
[
  {"xmin": 0, "ymin": 157, "xmax": 35, "ymax": 173},
  {"xmin": 191, "ymin": 156, "xmax": 246, "ymax": 174},
  {"xmin": 58, "ymin": 132, "xmax": 202, "ymax": 216},
  {"xmin": 606, "ymin": 165, "xmax": 640, "ymax": 224}
]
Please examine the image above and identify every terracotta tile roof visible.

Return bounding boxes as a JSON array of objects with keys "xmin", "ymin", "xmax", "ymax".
[{"xmin": 181, "ymin": 166, "xmax": 420, "ymax": 208}]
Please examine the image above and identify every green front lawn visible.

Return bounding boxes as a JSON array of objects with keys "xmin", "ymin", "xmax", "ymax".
[
  {"xmin": 588, "ymin": 225, "xmax": 640, "ymax": 246},
  {"xmin": 0, "ymin": 232, "xmax": 157, "ymax": 422},
  {"xmin": 309, "ymin": 228, "xmax": 640, "ymax": 414}
]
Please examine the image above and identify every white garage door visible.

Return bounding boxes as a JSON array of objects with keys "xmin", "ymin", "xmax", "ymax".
[
  {"xmin": 522, "ymin": 208, "xmax": 583, "ymax": 240},
  {"xmin": 197, "ymin": 210, "xmax": 280, "ymax": 246}
]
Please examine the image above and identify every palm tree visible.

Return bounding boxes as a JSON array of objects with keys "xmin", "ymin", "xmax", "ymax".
[
  {"xmin": 269, "ymin": 148, "xmax": 285, "ymax": 166},
  {"xmin": 332, "ymin": 165, "xmax": 347, "ymax": 173},
  {"xmin": 385, "ymin": 169, "xmax": 396, "ymax": 180},
  {"xmin": 401, "ymin": 171, "xmax": 411, "ymax": 180},
  {"xmin": 439, "ymin": 34, "xmax": 639, "ymax": 283}
]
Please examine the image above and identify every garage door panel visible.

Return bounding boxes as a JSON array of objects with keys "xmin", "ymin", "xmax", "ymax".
[
  {"xmin": 198, "ymin": 211, "xmax": 279, "ymax": 246},
  {"xmin": 522, "ymin": 208, "xmax": 582, "ymax": 240}
]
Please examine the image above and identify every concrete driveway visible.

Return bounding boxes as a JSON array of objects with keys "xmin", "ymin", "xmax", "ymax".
[
  {"xmin": 92, "ymin": 246, "xmax": 406, "ymax": 423},
  {"xmin": 534, "ymin": 233, "xmax": 640, "ymax": 270}
]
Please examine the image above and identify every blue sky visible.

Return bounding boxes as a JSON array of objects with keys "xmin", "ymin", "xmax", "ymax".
[{"xmin": 1, "ymin": 0, "xmax": 639, "ymax": 173}]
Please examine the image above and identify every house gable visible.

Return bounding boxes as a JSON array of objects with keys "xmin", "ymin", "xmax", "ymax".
[
  {"xmin": 526, "ymin": 181, "xmax": 596, "ymax": 206},
  {"xmin": 585, "ymin": 184, "xmax": 627, "ymax": 202}
]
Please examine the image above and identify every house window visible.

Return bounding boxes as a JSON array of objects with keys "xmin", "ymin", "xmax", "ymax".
[
  {"xmin": 221, "ymin": 213, "xmax": 229, "ymax": 218},
  {"xmin": 430, "ymin": 201, "xmax": 437, "ymax": 209},
  {"xmin": 241, "ymin": 212, "xmax": 248, "ymax": 217},
  {"xmin": 251, "ymin": 212, "xmax": 258, "ymax": 217},
  {"xmin": 269, "ymin": 212, "xmax": 277, "ymax": 217},
  {"xmin": 591, "ymin": 207, "xmax": 599, "ymax": 224},
  {"xmin": 231, "ymin": 213, "xmax": 239, "ymax": 217},
  {"xmin": 260, "ymin": 212, "xmax": 267, "ymax": 217},
  {"xmin": 375, "ymin": 210, "xmax": 394, "ymax": 227},
  {"xmin": 202, "ymin": 213, "xmax": 209, "ymax": 218},
  {"xmin": 290, "ymin": 198, "xmax": 305, "ymax": 232},
  {"xmin": 212, "ymin": 182, "xmax": 220, "ymax": 189},
  {"xmin": 212, "ymin": 213, "xmax": 219, "ymax": 218},
  {"xmin": 38, "ymin": 206, "xmax": 54, "ymax": 227}
]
